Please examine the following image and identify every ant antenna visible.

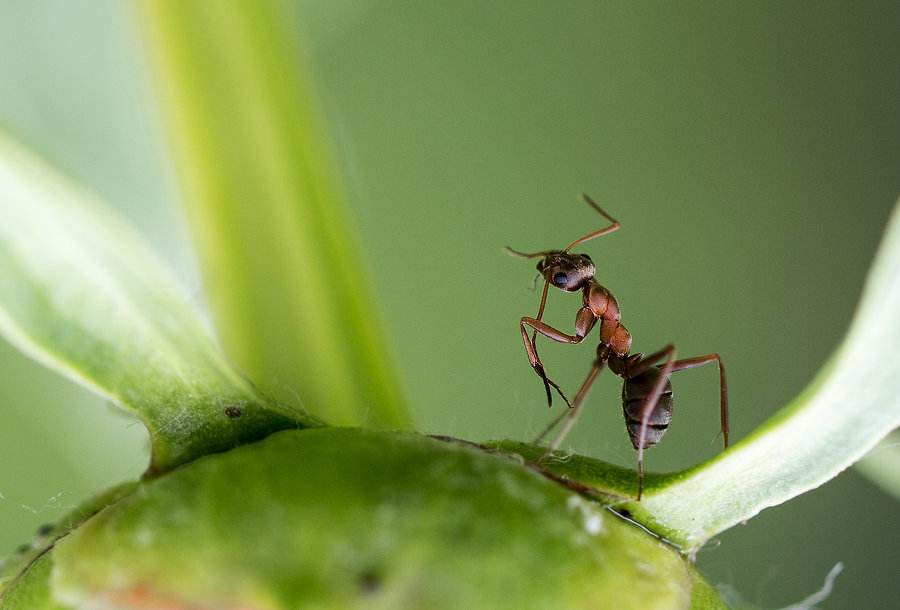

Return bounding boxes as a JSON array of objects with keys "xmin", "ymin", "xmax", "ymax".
[
  {"xmin": 562, "ymin": 193, "xmax": 621, "ymax": 252},
  {"xmin": 504, "ymin": 247, "xmax": 554, "ymax": 259}
]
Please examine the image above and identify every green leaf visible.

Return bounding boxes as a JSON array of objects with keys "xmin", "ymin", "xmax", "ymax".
[
  {"xmin": 0, "ymin": 554, "xmax": 69, "ymax": 610},
  {"xmin": 138, "ymin": 0, "xmax": 411, "ymax": 429},
  {"xmin": 496, "ymin": 201, "xmax": 900, "ymax": 551},
  {"xmin": 38, "ymin": 428, "xmax": 723, "ymax": 609},
  {"xmin": 0, "ymin": 482, "xmax": 136, "ymax": 593},
  {"xmin": 0, "ymin": 133, "xmax": 317, "ymax": 474}
]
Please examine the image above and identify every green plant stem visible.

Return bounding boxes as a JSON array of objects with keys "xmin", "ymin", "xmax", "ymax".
[{"xmin": 138, "ymin": 0, "xmax": 411, "ymax": 429}]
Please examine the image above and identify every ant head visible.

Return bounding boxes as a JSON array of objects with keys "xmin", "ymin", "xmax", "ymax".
[
  {"xmin": 537, "ymin": 251, "xmax": 595, "ymax": 292},
  {"xmin": 506, "ymin": 193, "xmax": 616, "ymax": 291}
]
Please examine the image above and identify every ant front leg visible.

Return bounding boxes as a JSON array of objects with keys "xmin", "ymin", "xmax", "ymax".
[{"xmin": 520, "ymin": 307, "xmax": 597, "ymax": 407}]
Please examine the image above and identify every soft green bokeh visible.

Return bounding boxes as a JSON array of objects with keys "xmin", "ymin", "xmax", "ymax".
[{"xmin": 0, "ymin": 2, "xmax": 897, "ymax": 608}]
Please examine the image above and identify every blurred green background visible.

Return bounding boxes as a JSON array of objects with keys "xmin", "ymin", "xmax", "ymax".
[{"xmin": 1, "ymin": 1, "xmax": 897, "ymax": 608}]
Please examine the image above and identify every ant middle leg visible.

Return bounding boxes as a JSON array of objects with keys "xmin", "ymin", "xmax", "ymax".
[{"xmin": 534, "ymin": 354, "xmax": 607, "ymax": 451}]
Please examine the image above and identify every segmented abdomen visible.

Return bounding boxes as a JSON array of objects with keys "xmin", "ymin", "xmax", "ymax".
[{"xmin": 622, "ymin": 368, "xmax": 673, "ymax": 450}]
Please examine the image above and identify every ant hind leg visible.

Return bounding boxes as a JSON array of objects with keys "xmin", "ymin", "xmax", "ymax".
[
  {"xmin": 631, "ymin": 344, "xmax": 677, "ymax": 500},
  {"xmin": 668, "ymin": 353, "xmax": 729, "ymax": 448}
]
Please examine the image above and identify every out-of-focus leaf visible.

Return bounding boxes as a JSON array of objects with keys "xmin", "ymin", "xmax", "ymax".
[
  {"xmin": 0, "ymin": 133, "xmax": 317, "ymax": 474},
  {"xmin": 496, "ymin": 202, "xmax": 900, "ymax": 551},
  {"xmin": 39, "ymin": 428, "xmax": 723, "ymax": 609},
  {"xmin": 139, "ymin": 0, "xmax": 411, "ymax": 429},
  {"xmin": 855, "ymin": 432, "xmax": 900, "ymax": 501}
]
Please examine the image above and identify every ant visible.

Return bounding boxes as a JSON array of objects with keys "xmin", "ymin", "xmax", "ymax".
[{"xmin": 506, "ymin": 194, "xmax": 729, "ymax": 500}]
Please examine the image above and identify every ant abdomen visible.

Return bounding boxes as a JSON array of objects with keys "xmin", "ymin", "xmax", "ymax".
[{"xmin": 622, "ymin": 368, "xmax": 673, "ymax": 450}]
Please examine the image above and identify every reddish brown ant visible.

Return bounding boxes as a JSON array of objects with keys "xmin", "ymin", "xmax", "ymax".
[{"xmin": 507, "ymin": 194, "xmax": 729, "ymax": 499}]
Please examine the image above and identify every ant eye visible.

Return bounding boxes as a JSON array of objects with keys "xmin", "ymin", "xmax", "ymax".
[
  {"xmin": 581, "ymin": 254, "xmax": 592, "ymax": 262},
  {"xmin": 552, "ymin": 272, "xmax": 568, "ymax": 286}
]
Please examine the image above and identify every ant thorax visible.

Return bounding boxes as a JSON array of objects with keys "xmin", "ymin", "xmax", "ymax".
[{"xmin": 537, "ymin": 251, "xmax": 595, "ymax": 291}]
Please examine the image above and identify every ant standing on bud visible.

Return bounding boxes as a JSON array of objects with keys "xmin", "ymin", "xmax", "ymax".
[{"xmin": 507, "ymin": 194, "xmax": 729, "ymax": 500}]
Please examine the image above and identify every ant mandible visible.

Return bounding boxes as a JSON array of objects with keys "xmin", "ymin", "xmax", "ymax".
[{"xmin": 506, "ymin": 194, "xmax": 729, "ymax": 499}]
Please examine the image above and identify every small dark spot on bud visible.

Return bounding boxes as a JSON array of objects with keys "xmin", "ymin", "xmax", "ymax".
[
  {"xmin": 224, "ymin": 406, "xmax": 242, "ymax": 419},
  {"xmin": 36, "ymin": 523, "xmax": 53, "ymax": 537},
  {"xmin": 619, "ymin": 509, "xmax": 632, "ymax": 519},
  {"xmin": 16, "ymin": 543, "xmax": 31, "ymax": 554},
  {"xmin": 358, "ymin": 568, "xmax": 382, "ymax": 595}
]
